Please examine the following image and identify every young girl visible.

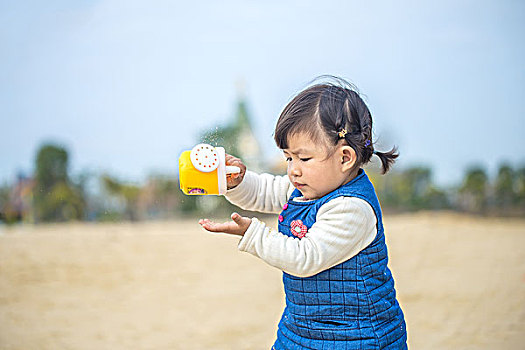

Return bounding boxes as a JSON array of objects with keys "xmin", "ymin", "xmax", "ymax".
[{"xmin": 199, "ymin": 78, "xmax": 407, "ymax": 349}]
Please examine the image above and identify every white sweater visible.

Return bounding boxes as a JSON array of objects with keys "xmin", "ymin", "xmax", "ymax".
[{"xmin": 226, "ymin": 171, "xmax": 377, "ymax": 278}]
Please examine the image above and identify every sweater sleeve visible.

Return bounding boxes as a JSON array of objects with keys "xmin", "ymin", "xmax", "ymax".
[
  {"xmin": 225, "ymin": 170, "xmax": 295, "ymax": 214},
  {"xmin": 237, "ymin": 196, "xmax": 377, "ymax": 277}
]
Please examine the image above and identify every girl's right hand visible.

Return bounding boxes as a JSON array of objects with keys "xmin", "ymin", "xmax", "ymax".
[
  {"xmin": 199, "ymin": 212, "xmax": 251, "ymax": 236},
  {"xmin": 225, "ymin": 154, "xmax": 246, "ymax": 190}
]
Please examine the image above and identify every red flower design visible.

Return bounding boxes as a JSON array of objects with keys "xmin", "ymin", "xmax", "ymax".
[{"xmin": 290, "ymin": 220, "xmax": 308, "ymax": 238}]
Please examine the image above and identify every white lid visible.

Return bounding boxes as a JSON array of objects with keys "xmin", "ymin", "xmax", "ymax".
[{"xmin": 190, "ymin": 144, "xmax": 219, "ymax": 172}]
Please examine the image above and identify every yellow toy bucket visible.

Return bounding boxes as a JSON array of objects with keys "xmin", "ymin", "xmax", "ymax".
[{"xmin": 179, "ymin": 144, "xmax": 240, "ymax": 195}]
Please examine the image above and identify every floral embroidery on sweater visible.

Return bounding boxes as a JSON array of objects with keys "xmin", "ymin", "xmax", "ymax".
[{"xmin": 290, "ymin": 220, "xmax": 308, "ymax": 238}]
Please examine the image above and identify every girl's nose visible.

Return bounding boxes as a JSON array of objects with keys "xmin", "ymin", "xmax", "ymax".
[{"xmin": 288, "ymin": 161, "xmax": 301, "ymax": 177}]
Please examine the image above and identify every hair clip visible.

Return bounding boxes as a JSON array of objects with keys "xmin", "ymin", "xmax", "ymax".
[
  {"xmin": 338, "ymin": 129, "xmax": 347, "ymax": 139},
  {"xmin": 364, "ymin": 140, "xmax": 371, "ymax": 147}
]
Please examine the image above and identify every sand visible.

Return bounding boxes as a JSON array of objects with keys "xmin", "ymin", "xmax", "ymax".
[{"xmin": 0, "ymin": 212, "xmax": 524, "ymax": 349}]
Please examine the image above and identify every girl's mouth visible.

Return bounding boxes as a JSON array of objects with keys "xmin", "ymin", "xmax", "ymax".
[{"xmin": 294, "ymin": 182, "xmax": 305, "ymax": 189}]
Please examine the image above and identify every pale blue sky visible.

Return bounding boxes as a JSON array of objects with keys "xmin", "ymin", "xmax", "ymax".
[{"xmin": 1, "ymin": 0, "xmax": 524, "ymax": 187}]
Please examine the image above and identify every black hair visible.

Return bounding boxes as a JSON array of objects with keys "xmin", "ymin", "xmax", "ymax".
[{"xmin": 274, "ymin": 76, "xmax": 398, "ymax": 174}]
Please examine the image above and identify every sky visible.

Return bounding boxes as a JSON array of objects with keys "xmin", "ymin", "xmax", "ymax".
[{"xmin": 1, "ymin": 0, "xmax": 524, "ymax": 187}]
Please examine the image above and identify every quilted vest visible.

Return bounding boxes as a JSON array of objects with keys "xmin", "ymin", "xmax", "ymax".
[{"xmin": 272, "ymin": 169, "xmax": 407, "ymax": 350}]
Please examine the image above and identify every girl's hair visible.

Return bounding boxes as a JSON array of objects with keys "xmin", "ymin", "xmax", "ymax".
[{"xmin": 274, "ymin": 76, "xmax": 398, "ymax": 174}]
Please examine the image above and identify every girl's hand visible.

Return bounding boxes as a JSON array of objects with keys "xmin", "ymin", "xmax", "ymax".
[
  {"xmin": 198, "ymin": 212, "xmax": 251, "ymax": 236},
  {"xmin": 225, "ymin": 154, "xmax": 246, "ymax": 190}
]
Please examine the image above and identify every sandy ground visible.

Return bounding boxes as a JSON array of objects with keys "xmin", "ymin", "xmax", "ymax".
[{"xmin": 0, "ymin": 212, "xmax": 524, "ymax": 350}]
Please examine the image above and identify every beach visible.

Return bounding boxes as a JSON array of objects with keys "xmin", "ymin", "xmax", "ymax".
[{"xmin": 1, "ymin": 212, "xmax": 524, "ymax": 349}]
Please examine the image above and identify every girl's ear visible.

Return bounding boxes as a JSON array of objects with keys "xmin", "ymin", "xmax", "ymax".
[{"xmin": 341, "ymin": 146, "xmax": 356, "ymax": 172}]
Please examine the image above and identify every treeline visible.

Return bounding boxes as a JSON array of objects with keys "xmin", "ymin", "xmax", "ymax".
[
  {"xmin": 370, "ymin": 164, "xmax": 525, "ymax": 216},
  {"xmin": 0, "ymin": 143, "xmax": 232, "ymax": 224},
  {"xmin": 1, "ymin": 143, "xmax": 524, "ymax": 224}
]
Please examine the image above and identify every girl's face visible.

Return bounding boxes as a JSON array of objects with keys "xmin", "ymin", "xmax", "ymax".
[{"xmin": 283, "ymin": 132, "xmax": 357, "ymax": 200}]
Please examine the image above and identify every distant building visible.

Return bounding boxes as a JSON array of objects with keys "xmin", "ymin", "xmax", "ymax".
[
  {"xmin": 229, "ymin": 92, "xmax": 287, "ymax": 175},
  {"xmin": 230, "ymin": 98, "xmax": 265, "ymax": 173},
  {"xmin": 2, "ymin": 173, "xmax": 35, "ymax": 223}
]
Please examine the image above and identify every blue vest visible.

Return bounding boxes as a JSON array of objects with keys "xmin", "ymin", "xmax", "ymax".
[{"xmin": 272, "ymin": 169, "xmax": 407, "ymax": 350}]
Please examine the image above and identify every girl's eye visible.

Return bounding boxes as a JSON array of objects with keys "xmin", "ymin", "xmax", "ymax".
[
  {"xmin": 300, "ymin": 158, "xmax": 311, "ymax": 162},
  {"xmin": 285, "ymin": 157, "xmax": 292, "ymax": 162}
]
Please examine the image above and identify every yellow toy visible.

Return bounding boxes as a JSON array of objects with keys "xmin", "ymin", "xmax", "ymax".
[{"xmin": 179, "ymin": 143, "xmax": 240, "ymax": 195}]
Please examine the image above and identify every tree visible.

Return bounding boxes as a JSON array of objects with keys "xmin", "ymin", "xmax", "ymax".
[
  {"xmin": 101, "ymin": 174, "xmax": 141, "ymax": 221},
  {"xmin": 515, "ymin": 166, "xmax": 525, "ymax": 209},
  {"xmin": 135, "ymin": 174, "xmax": 195, "ymax": 218},
  {"xmin": 33, "ymin": 143, "xmax": 85, "ymax": 222},
  {"xmin": 458, "ymin": 166, "xmax": 488, "ymax": 214},
  {"xmin": 374, "ymin": 166, "xmax": 450, "ymax": 211},
  {"xmin": 0, "ymin": 184, "xmax": 12, "ymax": 223},
  {"xmin": 493, "ymin": 163, "xmax": 515, "ymax": 209}
]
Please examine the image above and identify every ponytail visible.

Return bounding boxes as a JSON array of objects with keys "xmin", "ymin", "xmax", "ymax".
[{"xmin": 374, "ymin": 146, "xmax": 399, "ymax": 174}]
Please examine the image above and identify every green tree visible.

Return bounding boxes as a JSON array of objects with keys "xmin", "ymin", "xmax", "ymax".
[
  {"xmin": 33, "ymin": 144, "xmax": 85, "ymax": 222},
  {"xmin": 515, "ymin": 166, "xmax": 525, "ymax": 209},
  {"xmin": 493, "ymin": 163, "xmax": 515, "ymax": 209},
  {"xmin": 375, "ymin": 166, "xmax": 450, "ymax": 211},
  {"xmin": 421, "ymin": 186, "xmax": 450, "ymax": 210},
  {"xmin": 139, "ymin": 174, "xmax": 198, "ymax": 218},
  {"xmin": 458, "ymin": 166, "xmax": 488, "ymax": 214},
  {"xmin": 101, "ymin": 174, "xmax": 141, "ymax": 221},
  {"xmin": 403, "ymin": 167, "xmax": 432, "ymax": 209},
  {"xmin": 0, "ymin": 184, "xmax": 12, "ymax": 223}
]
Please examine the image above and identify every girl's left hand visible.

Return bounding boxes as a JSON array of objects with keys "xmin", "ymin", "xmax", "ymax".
[{"xmin": 198, "ymin": 212, "xmax": 252, "ymax": 236}]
